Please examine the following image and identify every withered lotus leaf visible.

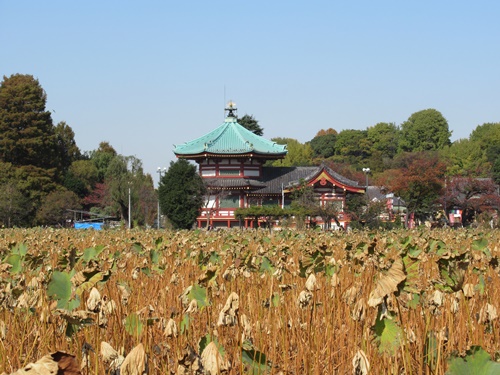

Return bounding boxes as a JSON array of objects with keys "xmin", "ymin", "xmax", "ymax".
[
  {"xmin": 451, "ymin": 294, "xmax": 460, "ymax": 314},
  {"xmin": 305, "ymin": 273, "xmax": 317, "ymax": 292},
  {"xmin": 101, "ymin": 342, "xmax": 124, "ymax": 371},
  {"xmin": 462, "ymin": 283, "xmax": 475, "ymax": 298},
  {"xmin": 352, "ymin": 349, "xmax": 370, "ymax": 375},
  {"xmin": 479, "ymin": 303, "xmax": 498, "ymax": 324},
  {"xmin": 131, "ymin": 267, "xmax": 140, "ymax": 280},
  {"xmin": 7, "ymin": 352, "xmax": 80, "ymax": 375},
  {"xmin": 17, "ymin": 289, "xmax": 42, "ymax": 310},
  {"xmin": 0, "ymin": 263, "xmax": 12, "ymax": 273},
  {"xmin": 57, "ymin": 310, "xmax": 95, "ymax": 325},
  {"xmin": 101, "ymin": 341, "xmax": 119, "ymax": 363},
  {"xmin": 331, "ymin": 273, "xmax": 340, "ymax": 288},
  {"xmin": 297, "ymin": 290, "xmax": 313, "ymax": 309},
  {"xmin": 86, "ymin": 287, "xmax": 101, "ymax": 312},
  {"xmin": 343, "ymin": 284, "xmax": 360, "ymax": 305},
  {"xmin": 217, "ymin": 292, "xmax": 239, "ymax": 326},
  {"xmin": 432, "ymin": 290, "xmax": 444, "ymax": 307},
  {"xmin": 368, "ymin": 258, "xmax": 406, "ymax": 307},
  {"xmin": 200, "ymin": 341, "xmax": 230, "ymax": 375},
  {"xmin": 102, "ymin": 298, "xmax": 117, "ymax": 315},
  {"xmin": 240, "ymin": 314, "xmax": 252, "ymax": 343},
  {"xmin": 118, "ymin": 283, "xmax": 131, "ymax": 306},
  {"xmin": 351, "ymin": 298, "xmax": 367, "ymax": 322},
  {"xmin": 71, "ymin": 263, "xmax": 101, "ymax": 287},
  {"xmin": 185, "ymin": 299, "xmax": 199, "ymax": 314},
  {"xmin": 222, "ymin": 266, "xmax": 238, "ymax": 281},
  {"xmin": 179, "ymin": 286, "xmax": 193, "ymax": 308},
  {"xmin": 197, "ymin": 265, "xmax": 218, "ymax": 286},
  {"xmin": 0, "ymin": 320, "xmax": 5, "ymax": 340},
  {"xmin": 164, "ymin": 318, "xmax": 178, "ymax": 338},
  {"xmin": 120, "ymin": 343, "xmax": 147, "ymax": 375},
  {"xmin": 177, "ymin": 345, "xmax": 204, "ymax": 374},
  {"xmin": 49, "ymin": 352, "xmax": 81, "ymax": 375}
]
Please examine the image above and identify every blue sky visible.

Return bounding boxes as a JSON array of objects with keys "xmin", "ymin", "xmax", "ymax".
[{"xmin": 2, "ymin": 1, "xmax": 500, "ymax": 185}]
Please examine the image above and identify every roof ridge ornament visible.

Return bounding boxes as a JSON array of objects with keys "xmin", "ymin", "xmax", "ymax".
[{"xmin": 225, "ymin": 100, "xmax": 237, "ymax": 118}]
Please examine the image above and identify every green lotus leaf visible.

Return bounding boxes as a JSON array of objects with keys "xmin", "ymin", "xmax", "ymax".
[{"xmin": 447, "ymin": 346, "xmax": 500, "ymax": 374}]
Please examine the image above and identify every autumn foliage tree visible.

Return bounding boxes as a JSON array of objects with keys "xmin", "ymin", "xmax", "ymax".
[
  {"xmin": 382, "ymin": 152, "xmax": 446, "ymax": 225},
  {"xmin": 441, "ymin": 177, "xmax": 500, "ymax": 225}
]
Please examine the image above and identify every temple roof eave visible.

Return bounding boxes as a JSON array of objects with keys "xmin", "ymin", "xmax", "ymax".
[{"xmin": 174, "ymin": 151, "xmax": 287, "ymax": 160}]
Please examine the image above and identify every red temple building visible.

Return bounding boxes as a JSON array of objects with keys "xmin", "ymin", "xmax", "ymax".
[{"xmin": 173, "ymin": 102, "xmax": 365, "ymax": 229}]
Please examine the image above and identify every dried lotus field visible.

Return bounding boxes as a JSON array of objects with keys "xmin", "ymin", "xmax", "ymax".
[{"xmin": 1, "ymin": 227, "xmax": 500, "ymax": 374}]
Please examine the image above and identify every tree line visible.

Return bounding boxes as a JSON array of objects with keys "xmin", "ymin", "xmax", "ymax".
[
  {"xmin": 2, "ymin": 73, "xmax": 499, "ymax": 228},
  {"xmin": 0, "ymin": 74, "xmax": 156, "ymax": 228}
]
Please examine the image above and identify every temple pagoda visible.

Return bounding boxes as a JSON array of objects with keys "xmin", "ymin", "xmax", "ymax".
[{"xmin": 174, "ymin": 102, "xmax": 365, "ymax": 229}]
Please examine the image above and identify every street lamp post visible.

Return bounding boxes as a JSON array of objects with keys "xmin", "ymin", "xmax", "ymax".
[
  {"xmin": 157, "ymin": 167, "xmax": 167, "ymax": 229},
  {"xmin": 362, "ymin": 168, "xmax": 371, "ymax": 188},
  {"xmin": 128, "ymin": 185, "xmax": 131, "ymax": 229}
]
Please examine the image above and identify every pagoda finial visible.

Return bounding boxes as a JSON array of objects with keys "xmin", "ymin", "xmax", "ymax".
[{"xmin": 225, "ymin": 100, "xmax": 237, "ymax": 118}]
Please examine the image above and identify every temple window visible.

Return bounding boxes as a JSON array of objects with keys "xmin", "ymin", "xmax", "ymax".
[
  {"xmin": 219, "ymin": 194, "xmax": 240, "ymax": 208},
  {"xmin": 262, "ymin": 197, "xmax": 279, "ymax": 206},
  {"xmin": 219, "ymin": 169, "xmax": 240, "ymax": 176}
]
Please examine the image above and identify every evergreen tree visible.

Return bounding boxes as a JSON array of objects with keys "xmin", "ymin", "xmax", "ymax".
[
  {"xmin": 237, "ymin": 114, "xmax": 264, "ymax": 136},
  {"xmin": 158, "ymin": 159, "xmax": 206, "ymax": 229},
  {"xmin": 0, "ymin": 74, "xmax": 57, "ymax": 169},
  {"xmin": 54, "ymin": 121, "xmax": 81, "ymax": 174}
]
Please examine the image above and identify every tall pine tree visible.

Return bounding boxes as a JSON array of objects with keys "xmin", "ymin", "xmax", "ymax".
[{"xmin": 0, "ymin": 74, "xmax": 57, "ymax": 169}]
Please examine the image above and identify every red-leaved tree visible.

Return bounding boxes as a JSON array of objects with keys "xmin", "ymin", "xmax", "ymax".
[
  {"xmin": 440, "ymin": 177, "xmax": 500, "ymax": 225},
  {"xmin": 378, "ymin": 152, "xmax": 446, "ymax": 226}
]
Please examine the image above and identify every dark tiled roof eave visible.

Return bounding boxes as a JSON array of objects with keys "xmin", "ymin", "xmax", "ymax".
[{"xmin": 204, "ymin": 178, "xmax": 266, "ymax": 189}]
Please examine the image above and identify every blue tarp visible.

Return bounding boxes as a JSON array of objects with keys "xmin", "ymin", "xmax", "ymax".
[{"xmin": 74, "ymin": 222, "xmax": 103, "ymax": 230}]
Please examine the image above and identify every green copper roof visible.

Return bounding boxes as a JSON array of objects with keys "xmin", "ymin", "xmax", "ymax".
[{"xmin": 174, "ymin": 117, "xmax": 287, "ymax": 157}]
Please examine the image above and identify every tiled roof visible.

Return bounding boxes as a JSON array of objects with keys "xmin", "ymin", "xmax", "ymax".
[
  {"xmin": 254, "ymin": 166, "xmax": 318, "ymax": 194},
  {"xmin": 366, "ymin": 186, "xmax": 386, "ymax": 201},
  {"xmin": 204, "ymin": 178, "xmax": 267, "ymax": 189},
  {"xmin": 251, "ymin": 164, "xmax": 362, "ymax": 194},
  {"xmin": 174, "ymin": 117, "xmax": 287, "ymax": 157}
]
